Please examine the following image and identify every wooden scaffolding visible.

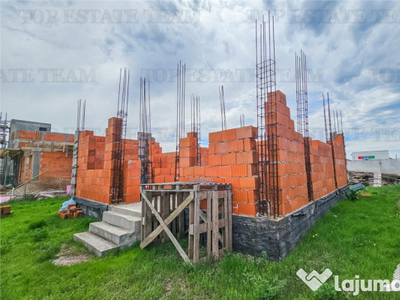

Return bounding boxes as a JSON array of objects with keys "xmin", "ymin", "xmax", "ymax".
[{"xmin": 140, "ymin": 181, "xmax": 232, "ymax": 264}]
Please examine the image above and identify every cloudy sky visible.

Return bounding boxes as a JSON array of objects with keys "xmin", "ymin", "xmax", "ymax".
[{"xmin": 1, "ymin": 0, "xmax": 399, "ymax": 158}]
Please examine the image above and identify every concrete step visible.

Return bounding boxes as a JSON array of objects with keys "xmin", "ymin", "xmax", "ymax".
[
  {"xmin": 110, "ymin": 202, "xmax": 142, "ymax": 218},
  {"xmin": 73, "ymin": 232, "xmax": 118, "ymax": 257},
  {"xmin": 89, "ymin": 222, "xmax": 139, "ymax": 246},
  {"xmin": 102, "ymin": 211, "xmax": 141, "ymax": 231}
]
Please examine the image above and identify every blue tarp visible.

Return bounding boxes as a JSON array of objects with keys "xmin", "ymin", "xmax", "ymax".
[{"xmin": 59, "ymin": 198, "xmax": 76, "ymax": 211}]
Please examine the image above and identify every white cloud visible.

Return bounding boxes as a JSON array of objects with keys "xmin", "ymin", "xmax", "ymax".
[{"xmin": 1, "ymin": 0, "xmax": 399, "ymax": 157}]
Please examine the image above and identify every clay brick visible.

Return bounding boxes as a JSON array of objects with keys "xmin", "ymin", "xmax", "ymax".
[
  {"xmin": 233, "ymin": 190, "xmax": 248, "ymax": 202},
  {"xmin": 44, "ymin": 133, "xmax": 67, "ymax": 142},
  {"xmin": 209, "ymin": 131, "xmax": 222, "ymax": 143},
  {"xmin": 180, "ymin": 147, "xmax": 197, "ymax": 158},
  {"xmin": 125, "ymin": 177, "xmax": 140, "ymax": 186},
  {"xmin": 221, "ymin": 129, "xmax": 236, "ymax": 141},
  {"xmin": 247, "ymin": 164, "xmax": 258, "ymax": 176},
  {"xmin": 179, "ymin": 138, "xmax": 190, "ymax": 148},
  {"xmin": 224, "ymin": 178, "xmax": 240, "ymax": 189},
  {"xmin": 236, "ymin": 151, "xmax": 257, "ymax": 164},
  {"xmin": 215, "ymin": 142, "xmax": 229, "ymax": 154},
  {"xmin": 237, "ymin": 203, "xmax": 257, "ymax": 216},
  {"xmin": 221, "ymin": 153, "xmax": 236, "ymax": 165},
  {"xmin": 217, "ymin": 166, "xmax": 232, "ymax": 177},
  {"xmin": 208, "ymin": 155, "xmax": 222, "ymax": 166},
  {"xmin": 208, "ymin": 143, "xmax": 216, "ymax": 155},
  {"xmin": 239, "ymin": 177, "xmax": 258, "ymax": 189},
  {"xmin": 228, "ymin": 140, "xmax": 244, "ymax": 152},
  {"xmin": 244, "ymin": 139, "xmax": 256, "ymax": 151},
  {"xmin": 206, "ymin": 166, "xmax": 218, "ymax": 177},
  {"xmin": 231, "ymin": 164, "xmax": 248, "ymax": 177},
  {"xmin": 193, "ymin": 166, "xmax": 205, "ymax": 177},
  {"xmin": 180, "ymin": 157, "xmax": 196, "ymax": 167},
  {"xmin": 182, "ymin": 167, "xmax": 194, "ymax": 177},
  {"xmin": 18, "ymin": 130, "xmax": 41, "ymax": 140},
  {"xmin": 236, "ymin": 126, "xmax": 257, "ymax": 140}
]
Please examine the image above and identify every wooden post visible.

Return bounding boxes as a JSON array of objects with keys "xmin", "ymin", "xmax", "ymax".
[
  {"xmin": 207, "ymin": 190, "xmax": 212, "ymax": 258},
  {"xmin": 162, "ymin": 192, "xmax": 170, "ymax": 242},
  {"xmin": 141, "ymin": 187, "xmax": 152, "ymax": 242},
  {"xmin": 226, "ymin": 187, "xmax": 232, "ymax": 251},
  {"xmin": 193, "ymin": 184, "xmax": 200, "ymax": 263},
  {"xmin": 212, "ymin": 188, "xmax": 219, "ymax": 258},
  {"xmin": 177, "ymin": 190, "xmax": 184, "ymax": 238}
]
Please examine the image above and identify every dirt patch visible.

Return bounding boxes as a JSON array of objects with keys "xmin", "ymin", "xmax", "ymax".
[
  {"xmin": 53, "ymin": 255, "xmax": 90, "ymax": 266},
  {"xmin": 162, "ymin": 277, "xmax": 188, "ymax": 298},
  {"xmin": 52, "ymin": 243, "xmax": 91, "ymax": 266}
]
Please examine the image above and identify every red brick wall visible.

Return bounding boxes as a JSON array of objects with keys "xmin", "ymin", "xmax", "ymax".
[
  {"xmin": 39, "ymin": 152, "xmax": 72, "ymax": 179},
  {"xmin": 75, "ymin": 92, "xmax": 348, "ymax": 216},
  {"xmin": 18, "ymin": 131, "xmax": 41, "ymax": 140},
  {"xmin": 309, "ymin": 140, "xmax": 336, "ymax": 200},
  {"xmin": 271, "ymin": 91, "xmax": 309, "ymax": 215}
]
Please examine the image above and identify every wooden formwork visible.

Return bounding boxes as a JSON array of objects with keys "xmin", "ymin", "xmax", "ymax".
[{"xmin": 140, "ymin": 181, "xmax": 232, "ymax": 264}]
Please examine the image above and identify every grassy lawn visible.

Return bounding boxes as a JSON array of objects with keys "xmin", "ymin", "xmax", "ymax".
[{"xmin": 1, "ymin": 185, "xmax": 400, "ymax": 299}]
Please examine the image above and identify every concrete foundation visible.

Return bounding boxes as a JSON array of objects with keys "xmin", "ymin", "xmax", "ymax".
[
  {"xmin": 232, "ymin": 185, "xmax": 349, "ymax": 261},
  {"xmin": 73, "ymin": 196, "xmax": 109, "ymax": 219}
]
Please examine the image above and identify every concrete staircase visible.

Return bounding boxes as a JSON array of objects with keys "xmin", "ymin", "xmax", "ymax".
[{"xmin": 73, "ymin": 203, "xmax": 141, "ymax": 257}]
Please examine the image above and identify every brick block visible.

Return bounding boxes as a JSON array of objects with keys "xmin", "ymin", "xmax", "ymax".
[
  {"xmin": 182, "ymin": 167, "xmax": 194, "ymax": 177},
  {"xmin": 231, "ymin": 164, "xmax": 248, "ymax": 177},
  {"xmin": 224, "ymin": 177, "xmax": 240, "ymax": 189},
  {"xmin": 43, "ymin": 133, "xmax": 66, "ymax": 142},
  {"xmin": 215, "ymin": 142, "xmax": 229, "ymax": 154},
  {"xmin": 239, "ymin": 177, "xmax": 258, "ymax": 189},
  {"xmin": 209, "ymin": 131, "xmax": 222, "ymax": 143},
  {"xmin": 236, "ymin": 151, "xmax": 257, "ymax": 164},
  {"xmin": 18, "ymin": 130, "xmax": 40, "ymax": 140},
  {"xmin": 217, "ymin": 166, "xmax": 232, "ymax": 177},
  {"xmin": 221, "ymin": 153, "xmax": 236, "ymax": 165},
  {"xmin": 236, "ymin": 203, "xmax": 257, "ymax": 216},
  {"xmin": 228, "ymin": 140, "xmax": 244, "ymax": 152},
  {"xmin": 208, "ymin": 155, "xmax": 222, "ymax": 166},
  {"xmin": 244, "ymin": 139, "xmax": 256, "ymax": 151},
  {"xmin": 206, "ymin": 166, "xmax": 218, "ymax": 177},
  {"xmin": 193, "ymin": 166, "xmax": 205, "ymax": 177},
  {"xmin": 236, "ymin": 126, "xmax": 257, "ymax": 140},
  {"xmin": 221, "ymin": 129, "xmax": 236, "ymax": 141}
]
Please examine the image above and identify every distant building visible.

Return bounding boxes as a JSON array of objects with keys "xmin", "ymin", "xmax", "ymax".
[
  {"xmin": 351, "ymin": 150, "xmax": 389, "ymax": 161},
  {"xmin": 348, "ymin": 150, "xmax": 400, "ymax": 176},
  {"xmin": 0, "ymin": 119, "xmax": 74, "ymax": 186}
]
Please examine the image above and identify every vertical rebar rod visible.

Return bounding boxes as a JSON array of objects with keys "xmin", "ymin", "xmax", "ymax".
[
  {"xmin": 327, "ymin": 93, "xmax": 338, "ymax": 189},
  {"xmin": 322, "ymin": 93, "xmax": 329, "ymax": 142}
]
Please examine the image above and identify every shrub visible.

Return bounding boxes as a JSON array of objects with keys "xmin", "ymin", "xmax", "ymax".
[{"xmin": 345, "ymin": 190, "xmax": 358, "ymax": 201}]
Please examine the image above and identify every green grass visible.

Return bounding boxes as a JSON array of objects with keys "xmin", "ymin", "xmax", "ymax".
[{"xmin": 1, "ymin": 185, "xmax": 400, "ymax": 300}]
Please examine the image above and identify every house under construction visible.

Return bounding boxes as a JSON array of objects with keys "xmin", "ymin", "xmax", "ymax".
[{"xmin": 0, "ymin": 119, "xmax": 74, "ymax": 192}]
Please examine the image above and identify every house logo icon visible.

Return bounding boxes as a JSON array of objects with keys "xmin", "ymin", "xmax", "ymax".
[{"xmin": 296, "ymin": 268, "xmax": 333, "ymax": 291}]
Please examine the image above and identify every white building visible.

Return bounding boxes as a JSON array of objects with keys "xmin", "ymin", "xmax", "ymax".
[{"xmin": 351, "ymin": 150, "xmax": 389, "ymax": 161}]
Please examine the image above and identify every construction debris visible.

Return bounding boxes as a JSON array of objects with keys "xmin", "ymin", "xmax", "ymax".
[
  {"xmin": 348, "ymin": 171, "xmax": 400, "ymax": 186},
  {"xmin": 58, "ymin": 204, "xmax": 84, "ymax": 219},
  {"xmin": 0, "ymin": 205, "xmax": 12, "ymax": 217},
  {"xmin": 58, "ymin": 198, "xmax": 83, "ymax": 219}
]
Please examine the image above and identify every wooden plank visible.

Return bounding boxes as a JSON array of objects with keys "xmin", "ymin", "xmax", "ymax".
[
  {"xmin": 223, "ymin": 192, "xmax": 228, "ymax": 249},
  {"xmin": 188, "ymin": 198, "xmax": 195, "ymax": 260},
  {"xmin": 171, "ymin": 194, "xmax": 177, "ymax": 235},
  {"xmin": 141, "ymin": 188, "xmax": 152, "ymax": 242},
  {"xmin": 193, "ymin": 185, "xmax": 200, "ymax": 263},
  {"xmin": 177, "ymin": 192, "xmax": 184, "ymax": 238},
  {"xmin": 140, "ymin": 192, "xmax": 194, "ymax": 248},
  {"xmin": 212, "ymin": 190, "xmax": 219, "ymax": 258},
  {"xmin": 226, "ymin": 188, "xmax": 232, "ymax": 251},
  {"xmin": 207, "ymin": 191, "xmax": 212, "ymax": 258},
  {"xmin": 140, "ymin": 191, "xmax": 192, "ymax": 264}
]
